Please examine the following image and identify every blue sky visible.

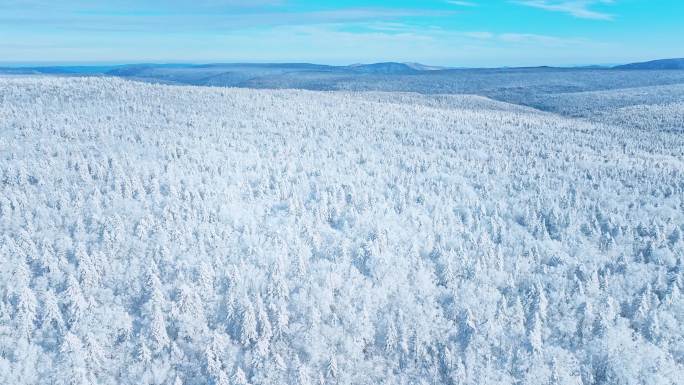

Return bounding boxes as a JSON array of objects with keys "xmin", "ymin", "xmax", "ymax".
[{"xmin": 1, "ymin": 1, "xmax": 682, "ymax": 66}]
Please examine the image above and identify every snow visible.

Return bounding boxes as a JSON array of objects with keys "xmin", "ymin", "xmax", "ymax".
[{"xmin": 1, "ymin": 76, "xmax": 683, "ymax": 385}]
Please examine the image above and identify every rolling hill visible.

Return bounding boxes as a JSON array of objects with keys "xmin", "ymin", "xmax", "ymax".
[
  {"xmin": 1, "ymin": 76, "xmax": 682, "ymax": 385},
  {"xmin": 615, "ymin": 58, "xmax": 684, "ymax": 70}
]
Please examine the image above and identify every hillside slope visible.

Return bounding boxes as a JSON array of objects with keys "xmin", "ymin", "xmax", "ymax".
[
  {"xmin": 615, "ymin": 58, "xmax": 684, "ymax": 70},
  {"xmin": 1, "ymin": 77, "xmax": 682, "ymax": 385},
  {"xmin": 520, "ymin": 83, "xmax": 684, "ymax": 131}
]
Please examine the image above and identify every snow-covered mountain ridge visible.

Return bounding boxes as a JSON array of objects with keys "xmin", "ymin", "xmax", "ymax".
[{"xmin": 1, "ymin": 77, "xmax": 682, "ymax": 385}]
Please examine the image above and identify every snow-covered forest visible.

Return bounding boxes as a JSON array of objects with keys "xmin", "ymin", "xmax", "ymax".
[{"xmin": 1, "ymin": 77, "xmax": 683, "ymax": 385}]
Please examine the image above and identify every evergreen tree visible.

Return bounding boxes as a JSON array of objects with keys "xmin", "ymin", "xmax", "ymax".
[
  {"xmin": 57, "ymin": 333, "xmax": 89, "ymax": 385},
  {"xmin": 63, "ymin": 275, "xmax": 86, "ymax": 330},
  {"xmin": 327, "ymin": 354, "xmax": 338, "ymax": 379},
  {"xmin": 41, "ymin": 289, "xmax": 64, "ymax": 332},
  {"xmin": 240, "ymin": 300, "xmax": 258, "ymax": 347},
  {"xmin": 14, "ymin": 287, "xmax": 37, "ymax": 339},
  {"xmin": 233, "ymin": 367, "xmax": 249, "ymax": 385},
  {"xmin": 150, "ymin": 309, "xmax": 170, "ymax": 352}
]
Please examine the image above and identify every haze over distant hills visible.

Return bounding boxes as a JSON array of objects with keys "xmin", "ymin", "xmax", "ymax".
[
  {"xmin": 614, "ymin": 58, "xmax": 684, "ymax": 70},
  {"xmin": 2, "ymin": 58, "xmax": 683, "ymax": 78},
  {"xmin": 2, "ymin": 58, "xmax": 684, "ymax": 112},
  {"xmin": 0, "ymin": 62, "xmax": 445, "ymax": 77}
]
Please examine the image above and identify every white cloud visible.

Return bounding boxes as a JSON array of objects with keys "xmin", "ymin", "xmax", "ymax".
[{"xmin": 514, "ymin": 0, "xmax": 615, "ymax": 20}]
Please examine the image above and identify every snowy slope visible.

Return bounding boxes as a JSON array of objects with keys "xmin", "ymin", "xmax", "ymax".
[
  {"xmin": 1, "ymin": 77, "xmax": 682, "ymax": 385},
  {"xmin": 522, "ymin": 83, "xmax": 684, "ymax": 131}
]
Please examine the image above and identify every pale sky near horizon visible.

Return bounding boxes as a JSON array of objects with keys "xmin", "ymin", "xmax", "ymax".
[{"xmin": 1, "ymin": 1, "xmax": 682, "ymax": 67}]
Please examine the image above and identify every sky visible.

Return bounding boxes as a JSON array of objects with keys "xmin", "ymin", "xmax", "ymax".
[{"xmin": 0, "ymin": 0, "xmax": 682, "ymax": 67}]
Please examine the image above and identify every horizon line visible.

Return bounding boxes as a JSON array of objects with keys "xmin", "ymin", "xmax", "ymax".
[{"xmin": 0, "ymin": 60, "xmax": 665, "ymax": 70}]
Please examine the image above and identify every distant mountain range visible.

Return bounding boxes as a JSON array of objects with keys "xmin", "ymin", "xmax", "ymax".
[
  {"xmin": 0, "ymin": 62, "xmax": 447, "ymax": 77},
  {"xmin": 2, "ymin": 59, "xmax": 683, "ymax": 79},
  {"xmin": 347, "ymin": 62, "xmax": 446, "ymax": 74},
  {"xmin": 614, "ymin": 58, "xmax": 684, "ymax": 70},
  {"xmin": 2, "ymin": 59, "xmax": 683, "ymax": 95},
  {"xmin": 3, "ymin": 59, "xmax": 684, "ymax": 116}
]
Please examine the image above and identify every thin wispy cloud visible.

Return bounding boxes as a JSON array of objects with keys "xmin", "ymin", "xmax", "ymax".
[
  {"xmin": 446, "ymin": 1, "xmax": 477, "ymax": 6},
  {"xmin": 462, "ymin": 31, "xmax": 494, "ymax": 39},
  {"xmin": 2, "ymin": 0, "xmax": 681, "ymax": 66},
  {"xmin": 1, "ymin": 7, "xmax": 453, "ymax": 32},
  {"xmin": 498, "ymin": 32, "xmax": 587, "ymax": 45},
  {"xmin": 451, "ymin": 30, "xmax": 586, "ymax": 46},
  {"xmin": 514, "ymin": 0, "xmax": 615, "ymax": 20},
  {"xmin": 0, "ymin": 0, "xmax": 285, "ymax": 9}
]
